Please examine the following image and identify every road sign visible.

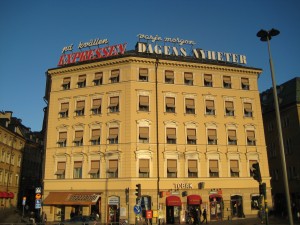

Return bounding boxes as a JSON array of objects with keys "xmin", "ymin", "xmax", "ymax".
[
  {"xmin": 35, "ymin": 187, "xmax": 42, "ymax": 194},
  {"xmin": 35, "ymin": 199, "xmax": 41, "ymax": 209},
  {"xmin": 133, "ymin": 205, "xmax": 142, "ymax": 214}
]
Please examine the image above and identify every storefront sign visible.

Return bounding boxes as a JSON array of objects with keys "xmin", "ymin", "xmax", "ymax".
[
  {"xmin": 137, "ymin": 33, "xmax": 247, "ymax": 65},
  {"xmin": 62, "ymin": 38, "xmax": 109, "ymax": 53},
  {"xmin": 108, "ymin": 196, "xmax": 119, "ymax": 205},
  {"xmin": 174, "ymin": 183, "xmax": 193, "ymax": 189}
]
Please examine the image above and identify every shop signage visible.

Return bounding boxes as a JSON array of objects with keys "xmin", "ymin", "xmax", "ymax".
[
  {"xmin": 137, "ymin": 34, "xmax": 247, "ymax": 65},
  {"xmin": 108, "ymin": 196, "xmax": 119, "ymax": 205},
  {"xmin": 209, "ymin": 188, "xmax": 222, "ymax": 195},
  {"xmin": 173, "ymin": 183, "xmax": 193, "ymax": 189}
]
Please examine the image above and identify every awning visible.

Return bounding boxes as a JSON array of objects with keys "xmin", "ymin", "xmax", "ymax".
[
  {"xmin": 166, "ymin": 196, "xmax": 181, "ymax": 206},
  {"xmin": 43, "ymin": 192, "xmax": 101, "ymax": 205},
  {"xmin": 0, "ymin": 192, "xmax": 4, "ymax": 198},
  {"xmin": 187, "ymin": 195, "xmax": 202, "ymax": 205},
  {"xmin": 8, "ymin": 192, "xmax": 14, "ymax": 199},
  {"xmin": 2, "ymin": 192, "xmax": 9, "ymax": 198},
  {"xmin": 209, "ymin": 194, "xmax": 222, "ymax": 200}
]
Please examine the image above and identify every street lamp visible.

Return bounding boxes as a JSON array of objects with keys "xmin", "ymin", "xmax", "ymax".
[{"xmin": 257, "ymin": 28, "xmax": 294, "ymax": 225}]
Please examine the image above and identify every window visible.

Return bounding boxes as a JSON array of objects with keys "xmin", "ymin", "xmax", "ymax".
[
  {"xmin": 74, "ymin": 130, "xmax": 83, "ymax": 146},
  {"xmin": 187, "ymin": 129, "xmax": 197, "ymax": 145},
  {"xmin": 107, "ymin": 159, "xmax": 118, "ymax": 178},
  {"xmin": 185, "ymin": 99, "xmax": 195, "ymax": 114},
  {"xmin": 244, "ymin": 103, "xmax": 253, "ymax": 117},
  {"xmin": 230, "ymin": 160, "xmax": 239, "ymax": 177},
  {"xmin": 73, "ymin": 161, "xmax": 83, "ymax": 179},
  {"xmin": 89, "ymin": 160, "xmax": 100, "ymax": 179},
  {"xmin": 90, "ymin": 129, "xmax": 100, "ymax": 145},
  {"xmin": 228, "ymin": 130, "xmax": 237, "ymax": 145},
  {"xmin": 139, "ymin": 159, "xmax": 149, "ymax": 178},
  {"xmin": 77, "ymin": 75, "xmax": 86, "ymax": 88},
  {"xmin": 165, "ymin": 70, "xmax": 174, "ymax": 84},
  {"xmin": 165, "ymin": 97, "xmax": 175, "ymax": 113},
  {"xmin": 57, "ymin": 132, "xmax": 67, "ymax": 147},
  {"xmin": 75, "ymin": 100, "xmax": 85, "ymax": 116},
  {"xmin": 184, "ymin": 72, "xmax": 193, "ymax": 85},
  {"xmin": 207, "ymin": 129, "xmax": 217, "ymax": 145},
  {"xmin": 139, "ymin": 68, "xmax": 149, "ymax": 82},
  {"xmin": 223, "ymin": 76, "xmax": 232, "ymax": 88},
  {"xmin": 109, "ymin": 96, "xmax": 119, "ymax": 113},
  {"xmin": 167, "ymin": 159, "xmax": 177, "ymax": 178},
  {"xmin": 241, "ymin": 78, "xmax": 249, "ymax": 90},
  {"xmin": 285, "ymin": 138, "xmax": 292, "ymax": 154},
  {"xmin": 59, "ymin": 102, "xmax": 69, "ymax": 118},
  {"xmin": 93, "ymin": 72, "xmax": 103, "ymax": 85},
  {"xmin": 188, "ymin": 160, "xmax": 198, "ymax": 178},
  {"xmin": 62, "ymin": 77, "xmax": 71, "ymax": 90},
  {"xmin": 139, "ymin": 127, "xmax": 149, "ymax": 143},
  {"xmin": 249, "ymin": 160, "xmax": 258, "ymax": 177},
  {"xmin": 139, "ymin": 96, "xmax": 149, "ymax": 111},
  {"xmin": 91, "ymin": 99, "xmax": 101, "ymax": 115},
  {"xmin": 204, "ymin": 74, "xmax": 212, "ymax": 87},
  {"xmin": 225, "ymin": 101, "xmax": 234, "ymax": 116},
  {"xmin": 206, "ymin": 100, "xmax": 215, "ymax": 115},
  {"xmin": 209, "ymin": 160, "xmax": 219, "ymax": 177},
  {"xmin": 17, "ymin": 156, "xmax": 21, "ymax": 167},
  {"xmin": 108, "ymin": 128, "xmax": 119, "ymax": 144},
  {"xmin": 55, "ymin": 162, "xmax": 66, "ymax": 179},
  {"xmin": 166, "ymin": 128, "xmax": 176, "ymax": 144},
  {"xmin": 251, "ymin": 194, "xmax": 260, "ymax": 210},
  {"xmin": 110, "ymin": 69, "xmax": 120, "ymax": 83},
  {"xmin": 247, "ymin": 130, "xmax": 256, "ymax": 146}
]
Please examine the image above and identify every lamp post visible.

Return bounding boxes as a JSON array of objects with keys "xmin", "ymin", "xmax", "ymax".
[{"xmin": 257, "ymin": 28, "xmax": 294, "ymax": 225}]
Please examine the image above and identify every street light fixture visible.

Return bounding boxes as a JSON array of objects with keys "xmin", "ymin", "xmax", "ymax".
[{"xmin": 256, "ymin": 28, "xmax": 294, "ymax": 225}]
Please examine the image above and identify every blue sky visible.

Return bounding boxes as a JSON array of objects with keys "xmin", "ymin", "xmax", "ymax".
[{"xmin": 0, "ymin": 0, "xmax": 299, "ymax": 131}]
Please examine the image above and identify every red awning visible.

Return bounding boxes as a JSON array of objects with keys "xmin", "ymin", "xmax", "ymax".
[
  {"xmin": 0, "ymin": 192, "xmax": 4, "ymax": 198},
  {"xmin": 187, "ymin": 195, "xmax": 202, "ymax": 205},
  {"xmin": 8, "ymin": 192, "xmax": 14, "ymax": 199},
  {"xmin": 166, "ymin": 196, "xmax": 182, "ymax": 206},
  {"xmin": 3, "ymin": 192, "xmax": 9, "ymax": 198},
  {"xmin": 209, "ymin": 194, "xmax": 222, "ymax": 200}
]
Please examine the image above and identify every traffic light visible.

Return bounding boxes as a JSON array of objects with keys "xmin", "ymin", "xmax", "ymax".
[
  {"xmin": 251, "ymin": 162, "xmax": 262, "ymax": 183},
  {"xmin": 125, "ymin": 187, "xmax": 129, "ymax": 204},
  {"xmin": 259, "ymin": 183, "xmax": 266, "ymax": 198},
  {"xmin": 135, "ymin": 184, "xmax": 141, "ymax": 198}
]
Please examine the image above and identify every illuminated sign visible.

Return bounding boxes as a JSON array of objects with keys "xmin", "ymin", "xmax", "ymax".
[{"xmin": 137, "ymin": 34, "xmax": 247, "ymax": 64}]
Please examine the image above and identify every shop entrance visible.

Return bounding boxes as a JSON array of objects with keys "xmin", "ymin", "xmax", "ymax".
[
  {"xmin": 186, "ymin": 195, "xmax": 202, "ymax": 224},
  {"xmin": 107, "ymin": 196, "xmax": 120, "ymax": 224},
  {"xmin": 166, "ymin": 196, "xmax": 181, "ymax": 224},
  {"xmin": 209, "ymin": 194, "xmax": 223, "ymax": 221},
  {"xmin": 231, "ymin": 195, "xmax": 244, "ymax": 218}
]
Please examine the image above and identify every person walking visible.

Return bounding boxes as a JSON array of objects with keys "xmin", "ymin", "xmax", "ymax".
[{"xmin": 201, "ymin": 209, "xmax": 207, "ymax": 224}]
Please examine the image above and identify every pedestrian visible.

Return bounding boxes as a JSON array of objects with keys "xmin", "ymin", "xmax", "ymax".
[{"xmin": 201, "ymin": 209, "xmax": 207, "ymax": 224}]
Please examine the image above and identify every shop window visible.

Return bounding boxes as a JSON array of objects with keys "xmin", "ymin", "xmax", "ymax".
[
  {"xmin": 139, "ymin": 68, "xmax": 149, "ymax": 82},
  {"xmin": 73, "ymin": 161, "xmax": 82, "ymax": 179},
  {"xmin": 185, "ymin": 98, "xmax": 195, "ymax": 114},
  {"xmin": 225, "ymin": 101, "xmax": 234, "ymax": 116},
  {"xmin": 110, "ymin": 69, "xmax": 120, "ymax": 83},
  {"xmin": 89, "ymin": 160, "xmax": 100, "ymax": 179},
  {"xmin": 139, "ymin": 159, "xmax": 149, "ymax": 178},
  {"xmin": 139, "ymin": 96, "xmax": 149, "ymax": 111},
  {"xmin": 188, "ymin": 160, "xmax": 198, "ymax": 178},
  {"xmin": 206, "ymin": 100, "xmax": 215, "ymax": 115},
  {"xmin": 91, "ymin": 99, "xmax": 102, "ymax": 115},
  {"xmin": 165, "ymin": 70, "xmax": 174, "ymax": 84},
  {"xmin": 75, "ymin": 100, "xmax": 85, "ymax": 116},
  {"xmin": 90, "ymin": 129, "xmax": 100, "ymax": 145},
  {"xmin": 244, "ymin": 103, "xmax": 253, "ymax": 117},
  {"xmin": 94, "ymin": 72, "xmax": 103, "ymax": 86},
  {"xmin": 207, "ymin": 129, "xmax": 217, "ymax": 145},
  {"xmin": 57, "ymin": 132, "xmax": 67, "ymax": 147},
  {"xmin": 230, "ymin": 160, "xmax": 239, "ymax": 177},
  {"xmin": 167, "ymin": 159, "xmax": 177, "ymax": 178},
  {"xmin": 59, "ymin": 102, "xmax": 69, "ymax": 118},
  {"xmin": 204, "ymin": 74, "xmax": 213, "ymax": 87},
  {"xmin": 209, "ymin": 160, "xmax": 219, "ymax": 177},
  {"xmin": 74, "ymin": 130, "xmax": 83, "ymax": 146},
  {"xmin": 62, "ymin": 77, "xmax": 71, "ymax": 90},
  {"xmin": 251, "ymin": 194, "xmax": 260, "ymax": 210},
  {"xmin": 228, "ymin": 130, "xmax": 237, "ymax": 145},
  {"xmin": 55, "ymin": 162, "xmax": 66, "ymax": 179},
  {"xmin": 166, "ymin": 128, "xmax": 176, "ymax": 144},
  {"xmin": 108, "ymin": 128, "xmax": 119, "ymax": 144},
  {"xmin": 187, "ymin": 129, "xmax": 197, "ymax": 145},
  {"xmin": 139, "ymin": 127, "xmax": 149, "ymax": 143},
  {"xmin": 77, "ymin": 75, "xmax": 86, "ymax": 88},
  {"xmin": 247, "ymin": 131, "xmax": 256, "ymax": 146},
  {"xmin": 223, "ymin": 76, "xmax": 232, "ymax": 88},
  {"xmin": 241, "ymin": 78, "xmax": 249, "ymax": 90},
  {"xmin": 166, "ymin": 97, "xmax": 175, "ymax": 113},
  {"xmin": 184, "ymin": 72, "xmax": 193, "ymax": 85},
  {"xmin": 107, "ymin": 159, "xmax": 118, "ymax": 178},
  {"xmin": 109, "ymin": 96, "xmax": 119, "ymax": 113}
]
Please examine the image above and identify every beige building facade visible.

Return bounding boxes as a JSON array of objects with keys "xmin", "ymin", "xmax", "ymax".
[{"xmin": 43, "ymin": 44, "xmax": 271, "ymax": 223}]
